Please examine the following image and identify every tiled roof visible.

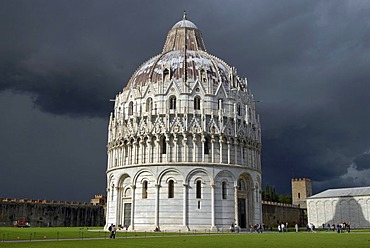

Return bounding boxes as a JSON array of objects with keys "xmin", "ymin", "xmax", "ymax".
[{"xmin": 308, "ymin": 186, "xmax": 370, "ymax": 199}]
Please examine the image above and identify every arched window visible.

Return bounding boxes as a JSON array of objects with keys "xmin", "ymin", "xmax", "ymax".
[
  {"xmin": 238, "ymin": 179, "xmax": 246, "ymax": 191},
  {"xmin": 168, "ymin": 180, "xmax": 174, "ymax": 198},
  {"xmin": 161, "ymin": 137, "xmax": 167, "ymax": 154},
  {"xmin": 200, "ymin": 69, "xmax": 207, "ymax": 82},
  {"xmin": 298, "ymin": 193, "xmax": 301, "ymax": 199},
  {"xmin": 218, "ymin": 99, "xmax": 223, "ymax": 110},
  {"xmin": 169, "ymin": 96, "xmax": 176, "ymax": 110},
  {"xmin": 194, "ymin": 96, "xmax": 201, "ymax": 110},
  {"xmin": 196, "ymin": 180, "xmax": 202, "ymax": 199},
  {"xmin": 142, "ymin": 181, "xmax": 148, "ymax": 199},
  {"xmin": 128, "ymin": 102, "xmax": 133, "ymax": 115},
  {"xmin": 204, "ymin": 137, "xmax": 209, "ymax": 154},
  {"xmin": 222, "ymin": 181, "xmax": 227, "ymax": 199},
  {"xmin": 163, "ymin": 68, "xmax": 170, "ymax": 81},
  {"xmin": 237, "ymin": 104, "xmax": 241, "ymax": 116},
  {"xmin": 146, "ymin": 98, "xmax": 153, "ymax": 112}
]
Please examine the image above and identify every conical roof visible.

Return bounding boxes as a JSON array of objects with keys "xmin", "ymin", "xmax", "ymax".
[{"xmin": 126, "ymin": 14, "xmax": 234, "ymax": 90}]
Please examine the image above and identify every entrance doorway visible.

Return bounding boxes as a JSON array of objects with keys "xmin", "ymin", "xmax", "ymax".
[
  {"xmin": 123, "ymin": 203, "xmax": 131, "ymax": 227},
  {"xmin": 238, "ymin": 198, "xmax": 246, "ymax": 228}
]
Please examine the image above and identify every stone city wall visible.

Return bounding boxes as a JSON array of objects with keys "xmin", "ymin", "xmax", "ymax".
[
  {"xmin": 0, "ymin": 198, "xmax": 105, "ymax": 227},
  {"xmin": 262, "ymin": 201, "xmax": 306, "ymax": 229}
]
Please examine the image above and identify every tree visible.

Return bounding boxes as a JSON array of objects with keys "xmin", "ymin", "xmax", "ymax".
[{"xmin": 262, "ymin": 184, "xmax": 290, "ymax": 203}]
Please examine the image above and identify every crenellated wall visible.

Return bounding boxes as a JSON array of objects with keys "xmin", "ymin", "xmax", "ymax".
[
  {"xmin": 0, "ymin": 199, "xmax": 105, "ymax": 227},
  {"xmin": 262, "ymin": 201, "xmax": 306, "ymax": 229}
]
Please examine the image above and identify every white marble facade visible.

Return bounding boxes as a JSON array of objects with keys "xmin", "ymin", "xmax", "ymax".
[
  {"xmin": 307, "ymin": 187, "xmax": 370, "ymax": 228},
  {"xmin": 105, "ymin": 14, "xmax": 262, "ymax": 231}
]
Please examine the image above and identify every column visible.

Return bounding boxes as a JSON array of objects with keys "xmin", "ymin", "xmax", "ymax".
[
  {"xmin": 193, "ymin": 134, "xmax": 197, "ymax": 162},
  {"xmin": 156, "ymin": 136, "xmax": 161, "ymax": 163},
  {"xmin": 183, "ymin": 136, "xmax": 188, "ymax": 162},
  {"xmin": 130, "ymin": 185, "xmax": 136, "ymax": 230},
  {"xmin": 139, "ymin": 139, "xmax": 146, "ymax": 164},
  {"xmin": 211, "ymin": 136, "xmax": 215, "ymax": 163},
  {"xmin": 241, "ymin": 146, "xmax": 244, "ymax": 166},
  {"xmin": 128, "ymin": 143, "xmax": 132, "ymax": 165},
  {"xmin": 201, "ymin": 135, "xmax": 205, "ymax": 162},
  {"xmin": 227, "ymin": 140, "xmax": 231, "ymax": 164},
  {"xmin": 146, "ymin": 139, "xmax": 152, "ymax": 163},
  {"xmin": 219, "ymin": 138, "xmax": 223, "ymax": 163},
  {"xmin": 165, "ymin": 135, "xmax": 170, "ymax": 162},
  {"xmin": 122, "ymin": 145, "xmax": 126, "ymax": 166},
  {"xmin": 234, "ymin": 186, "xmax": 239, "ymax": 226},
  {"xmin": 183, "ymin": 184, "xmax": 188, "ymax": 227},
  {"xmin": 234, "ymin": 140, "xmax": 238, "ymax": 165},
  {"xmin": 211, "ymin": 183, "xmax": 216, "ymax": 228},
  {"xmin": 174, "ymin": 135, "xmax": 178, "ymax": 162},
  {"xmin": 155, "ymin": 184, "xmax": 160, "ymax": 227},
  {"xmin": 107, "ymin": 150, "xmax": 111, "ymax": 169}
]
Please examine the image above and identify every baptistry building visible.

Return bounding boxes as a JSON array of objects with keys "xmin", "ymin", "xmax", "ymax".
[{"xmin": 105, "ymin": 14, "xmax": 262, "ymax": 231}]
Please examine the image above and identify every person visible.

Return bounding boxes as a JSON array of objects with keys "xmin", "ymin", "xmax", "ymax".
[
  {"xmin": 295, "ymin": 223, "xmax": 298, "ymax": 232},
  {"xmin": 277, "ymin": 224, "xmax": 281, "ymax": 233},
  {"xmin": 281, "ymin": 223, "xmax": 285, "ymax": 232},
  {"xmin": 109, "ymin": 224, "xmax": 114, "ymax": 238},
  {"xmin": 112, "ymin": 225, "xmax": 117, "ymax": 239},
  {"xmin": 230, "ymin": 223, "xmax": 235, "ymax": 232}
]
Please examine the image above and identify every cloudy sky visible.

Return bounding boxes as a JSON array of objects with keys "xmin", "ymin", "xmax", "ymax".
[{"xmin": 1, "ymin": 0, "xmax": 370, "ymax": 202}]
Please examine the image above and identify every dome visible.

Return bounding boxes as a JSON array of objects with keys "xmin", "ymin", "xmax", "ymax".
[
  {"xmin": 126, "ymin": 14, "xmax": 243, "ymax": 92},
  {"xmin": 171, "ymin": 11, "xmax": 198, "ymax": 29},
  {"xmin": 171, "ymin": 19, "xmax": 198, "ymax": 29},
  {"xmin": 128, "ymin": 50, "xmax": 232, "ymax": 91}
]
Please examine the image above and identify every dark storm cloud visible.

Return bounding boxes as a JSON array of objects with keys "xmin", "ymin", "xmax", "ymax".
[
  {"xmin": 354, "ymin": 154, "xmax": 370, "ymax": 171},
  {"xmin": 1, "ymin": 0, "xmax": 370, "ymax": 200}
]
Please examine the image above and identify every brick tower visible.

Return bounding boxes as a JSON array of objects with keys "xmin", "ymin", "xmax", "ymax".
[{"xmin": 291, "ymin": 178, "xmax": 312, "ymax": 208}]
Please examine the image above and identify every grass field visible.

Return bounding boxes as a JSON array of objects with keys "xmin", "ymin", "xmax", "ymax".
[{"xmin": 1, "ymin": 228, "xmax": 370, "ymax": 248}]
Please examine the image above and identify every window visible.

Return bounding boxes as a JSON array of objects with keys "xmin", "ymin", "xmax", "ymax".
[
  {"xmin": 200, "ymin": 69, "xmax": 207, "ymax": 82},
  {"xmin": 298, "ymin": 193, "xmax": 300, "ymax": 199},
  {"xmin": 168, "ymin": 180, "xmax": 174, "ymax": 198},
  {"xmin": 142, "ymin": 181, "xmax": 148, "ymax": 199},
  {"xmin": 218, "ymin": 99, "xmax": 223, "ymax": 110},
  {"xmin": 204, "ymin": 137, "xmax": 209, "ymax": 154},
  {"xmin": 169, "ymin": 96, "xmax": 176, "ymax": 110},
  {"xmin": 146, "ymin": 98, "xmax": 153, "ymax": 112},
  {"xmin": 163, "ymin": 68, "xmax": 170, "ymax": 81},
  {"xmin": 196, "ymin": 180, "xmax": 202, "ymax": 199},
  {"xmin": 222, "ymin": 181, "xmax": 227, "ymax": 199},
  {"xmin": 238, "ymin": 179, "xmax": 246, "ymax": 191},
  {"xmin": 237, "ymin": 104, "xmax": 241, "ymax": 116},
  {"xmin": 128, "ymin": 102, "xmax": 133, "ymax": 115},
  {"xmin": 161, "ymin": 137, "xmax": 167, "ymax": 154},
  {"xmin": 194, "ymin": 96, "xmax": 201, "ymax": 110}
]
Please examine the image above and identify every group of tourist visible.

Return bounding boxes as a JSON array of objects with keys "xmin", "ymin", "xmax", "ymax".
[
  {"xmin": 277, "ymin": 222, "xmax": 289, "ymax": 232},
  {"xmin": 307, "ymin": 222, "xmax": 351, "ymax": 233},
  {"xmin": 329, "ymin": 222, "xmax": 351, "ymax": 233},
  {"xmin": 248, "ymin": 224, "xmax": 263, "ymax": 233}
]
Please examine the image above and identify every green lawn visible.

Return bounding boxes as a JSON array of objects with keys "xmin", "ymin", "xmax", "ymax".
[
  {"xmin": 0, "ymin": 227, "xmax": 187, "ymax": 241},
  {"xmin": 0, "ymin": 229, "xmax": 370, "ymax": 248}
]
